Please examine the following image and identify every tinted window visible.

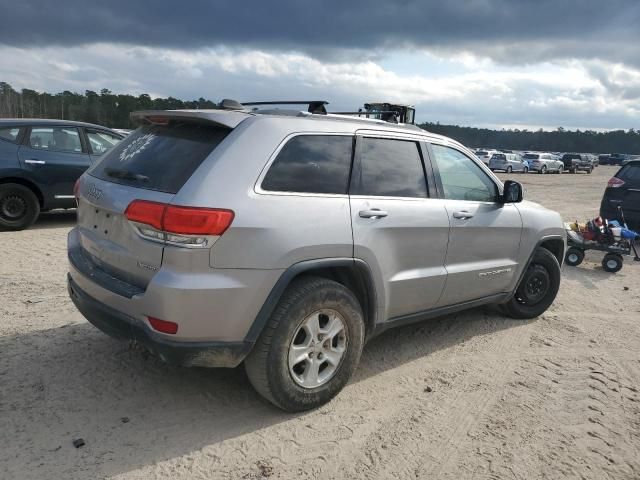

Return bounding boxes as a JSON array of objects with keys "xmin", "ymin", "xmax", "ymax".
[
  {"xmin": 351, "ymin": 137, "xmax": 427, "ymax": 198},
  {"xmin": 90, "ymin": 122, "xmax": 229, "ymax": 194},
  {"xmin": 431, "ymin": 144, "xmax": 497, "ymax": 202},
  {"xmin": 261, "ymin": 135, "xmax": 353, "ymax": 194},
  {"xmin": 0, "ymin": 127, "xmax": 21, "ymax": 143},
  {"xmin": 618, "ymin": 164, "xmax": 640, "ymax": 183},
  {"xmin": 492, "ymin": 154, "xmax": 506, "ymax": 160},
  {"xmin": 29, "ymin": 126, "xmax": 82, "ymax": 153},
  {"xmin": 524, "ymin": 153, "xmax": 539, "ymax": 160},
  {"xmin": 86, "ymin": 129, "xmax": 122, "ymax": 155}
]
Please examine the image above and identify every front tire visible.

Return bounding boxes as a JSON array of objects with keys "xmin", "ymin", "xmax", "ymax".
[
  {"xmin": 540, "ymin": 166, "xmax": 547, "ymax": 174},
  {"xmin": 506, "ymin": 166, "xmax": 512, "ymax": 173},
  {"xmin": 523, "ymin": 167, "xmax": 529, "ymax": 174},
  {"xmin": 602, "ymin": 253, "xmax": 623, "ymax": 273},
  {"xmin": 501, "ymin": 248, "xmax": 561, "ymax": 319},
  {"xmin": 565, "ymin": 247, "xmax": 584, "ymax": 266},
  {"xmin": 0, "ymin": 183, "xmax": 40, "ymax": 231},
  {"xmin": 245, "ymin": 276, "xmax": 365, "ymax": 412}
]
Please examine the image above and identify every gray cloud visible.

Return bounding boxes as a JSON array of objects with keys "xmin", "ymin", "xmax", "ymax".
[{"xmin": 1, "ymin": 0, "xmax": 639, "ymax": 65}]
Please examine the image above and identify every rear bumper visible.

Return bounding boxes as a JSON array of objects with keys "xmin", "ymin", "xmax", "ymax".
[{"xmin": 68, "ymin": 274, "xmax": 252, "ymax": 367}]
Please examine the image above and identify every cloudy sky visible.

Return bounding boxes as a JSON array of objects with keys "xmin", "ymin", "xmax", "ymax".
[{"xmin": 1, "ymin": 0, "xmax": 639, "ymax": 130}]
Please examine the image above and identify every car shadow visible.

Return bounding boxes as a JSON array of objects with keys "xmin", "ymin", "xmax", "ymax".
[
  {"xmin": 0, "ymin": 307, "xmax": 530, "ymax": 478},
  {"xmin": 30, "ymin": 209, "xmax": 77, "ymax": 230}
]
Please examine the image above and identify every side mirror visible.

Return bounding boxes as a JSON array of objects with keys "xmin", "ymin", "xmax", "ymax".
[{"xmin": 501, "ymin": 180, "xmax": 523, "ymax": 203}]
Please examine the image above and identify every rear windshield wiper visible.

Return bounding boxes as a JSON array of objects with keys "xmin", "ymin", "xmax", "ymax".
[{"xmin": 104, "ymin": 168, "xmax": 149, "ymax": 183}]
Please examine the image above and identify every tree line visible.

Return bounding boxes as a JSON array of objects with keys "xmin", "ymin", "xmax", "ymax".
[{"xmin": 1, "ymin": 82, "xmax": 638, "ymax": 154}]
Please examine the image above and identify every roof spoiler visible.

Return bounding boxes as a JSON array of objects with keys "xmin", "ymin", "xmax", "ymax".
[{"xmin": 130, "ymin": 109, "xmax": 250, "ymax": 129}]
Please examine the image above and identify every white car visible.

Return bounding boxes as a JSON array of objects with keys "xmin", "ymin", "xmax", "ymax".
[
  {"xmin": 474, "ymin": 149, "xmax": 500, "ymax": 165},
  {"xmin": 523, "ymin": 152, "xmax": 564, "ymax": 174}
]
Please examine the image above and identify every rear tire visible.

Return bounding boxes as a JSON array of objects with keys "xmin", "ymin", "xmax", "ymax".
[
  {"xmin": 245, "ymin": 276, "xmax": 365, "ymax": 412},
  {"xmin": 565, "ymin": 247, "xmax": 584, "ymax": 266},
  {"xmin": 602, "ymin": 253, "xmax": 623, "ymax": 273},
  {"xmin": 540, "ymin": 166, "xmax": 547, "ymax": 174},
  {"xmin": 523, "ymin": 167, "xmax": 529, "ymax": 174},
  {"xmin": 501, "ymin": 248, "xmax": 561, "ymax": 319},
  {"xmin": 506, "ymin": 166, "xmax": 512, "ymax": 173},
  {"xmin": 0, "ymin": 183, "xmax": 40, "ymax": 231}
]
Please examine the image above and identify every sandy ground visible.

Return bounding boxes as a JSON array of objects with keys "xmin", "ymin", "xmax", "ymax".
[{"xmin": 1, "ymin": 166, "xmax": 639, "ymax": 480}]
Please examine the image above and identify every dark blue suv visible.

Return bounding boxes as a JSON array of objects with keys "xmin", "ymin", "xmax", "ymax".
[{"xmin": 0, "ymin": 119, "xmax": 124, "ymax": 230}]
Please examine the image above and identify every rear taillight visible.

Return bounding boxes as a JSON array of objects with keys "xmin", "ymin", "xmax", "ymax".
[
  {"xmin": 124, "ymin": 200, "xmax": 234, "ymax": 246},
  {"xmin": 148, "ymin": 317, "xmax": 178, "ymax": 334},
  {"xmin": 607, "ymin": 177, "xmax": 625, "ymax": 188},
  {"xmin": 73, "ymin": 179, "xmax": 80, "ymax": 199}
]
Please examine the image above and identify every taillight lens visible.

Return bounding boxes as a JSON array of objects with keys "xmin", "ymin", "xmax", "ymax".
[
  {"xmin": 124, "ymin": 200, "xmax": 165, "ymax": 230},
  {"xmin": 163, "ymin": 206, "xmax": 234, "ymax": 235},
  {"xmin": 73, "ymin": 179, "xmax": 80, "ymax": 198},
  {"xmin": 148, "ymin": 317, "xmax": 178, "ymax": 334},
  {"xmin": 124, "ymin": 200, "xmax": 234, "ymax": 239},
  {"xmin": 607, "ymin": 177, "xmax": 625, "ymax": 188}
]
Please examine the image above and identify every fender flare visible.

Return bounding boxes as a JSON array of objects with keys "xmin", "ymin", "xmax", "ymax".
[{"xmin": 244, "ymin": 257, "xmax": 378, "ymax": 343}]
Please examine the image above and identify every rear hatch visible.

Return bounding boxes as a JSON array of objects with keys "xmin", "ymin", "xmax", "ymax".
[
  {"xmin": 75, "ymin": 113, "xmax": 239, "ymax": 290},
  {"xmin": 602, "ymin": 162, "xmax": 640, "ymax": 227}
]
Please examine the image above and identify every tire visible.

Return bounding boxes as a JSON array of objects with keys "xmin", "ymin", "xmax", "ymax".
[
  {"xmin": 587, "ymin": 168, "xmax": 593, "ymax": 174},
  {"xmin": 523, "ymin": 167, "xmax": 529, "ymax": 174},
  {"xmin": 540, "ymin": 166, "xmax": 547, "ymax": 174},
  {"xmin": 602, "ymin": 253, "xmax": 623, "ymax": 273},
  {"xmin": 565, "ymin": 247, "xmax": 584, "ymax": 266},
  {"xmin": 506, "ymin": 166, "xmax": 512, "ymax": 173},
  {"xmin": 0, "ymin": 183, "xmax": 40, "ymax": 231},
  {"xmin": 500, "ymin": 248, "xmax": 561, "ymax": 319},
  {"xmin": 557, "ymin": 167, "xmax": 562, "ymax": 174},
  {"xmin": 570, "ymin": 169, "xmax": 576, "ymax": 174},
  {"xmin": 244, "ymin": 276, "xmax": 365, "ymax": 412}
]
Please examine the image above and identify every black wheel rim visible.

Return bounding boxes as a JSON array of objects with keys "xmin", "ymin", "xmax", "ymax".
[
  {"xmin": 515, "ymin": 264, "xmax": 551, "ymax": 306},
  {"xmin": 0, "ymin": 194, "xmax": 27, "ymax": 221}
]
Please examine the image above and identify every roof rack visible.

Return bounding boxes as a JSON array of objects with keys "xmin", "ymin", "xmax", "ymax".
[{"xmin": 241, "ymin": 100, "xmax": 328, "ymax": 114}]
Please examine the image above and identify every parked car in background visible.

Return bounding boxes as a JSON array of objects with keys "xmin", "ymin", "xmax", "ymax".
[
  {"xmin": 474, "ymin": 149, "xmax": 499, "ymax": 165},
  {"xmin": 523, "ymin": 152, "xmax": 564, "ymax": 174},
  {"xmin": 599, "ymin": 154, "xmax": 611, "ymax": 165},
  {"xmin": 600, "ymin": 160, "xmax": 640, "ymax": 231},
  {"xmin": 561, "ymin": 153, "xmax": 594, "ymax": 174},
  {"xmin": 489, "ymin": 152, "xmax": 529, "ymax": 173},
  {"xmin": 622, "ymin": 155, "xmax": 640, "ymax": 166},
  {"xmin": 0, "ymin": 119, "xmax": 124, "ymax": 230},
  {"xmin": 608, "ymin": 153, "xmax": 628, "ymax": 166},
  {"xmin": 590, "ymin": 154, "xmax": 599, "ymax": 167},
  {"xmin": 67, "ymin": 104, "xmax": 565, "ymax": 411}
]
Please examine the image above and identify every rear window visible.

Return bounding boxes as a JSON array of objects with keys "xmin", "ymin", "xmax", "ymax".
[
  {"xmin": 491, "ymin": 154, "xmax": 506, "ymax": 160},
  {"xmin": 562, "ymin": 154, "xmax": 580, "ymax": 160},
  {"xmin": 261, "ymin": 135, "xmax": 353, "ymax": 194},
  {"xmin": 89, "ymin": 122, "xmax": 229, "ymax": 194},
  {"xmin": 475, "ymin": 151, "xmax": 488, "ymax": 156},
  {"xmin": 524, "ymin": 153, "xmax": 539, "ymax": 160},
  {"xmin": 618, "ymin": 164, "xmax": 640, "ymax": 183}
]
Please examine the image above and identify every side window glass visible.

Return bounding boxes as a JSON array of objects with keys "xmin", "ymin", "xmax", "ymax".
[
  {"xmin": 86, "ymin": 129, "xmax": 122, "ymax": 155},
  {"xmin": 351, "ymin": 137, "xmax": 427, "ymax": 198},
  {"xmin": 29, "ymin": 127, "xmax": 82, "ymax": 153},
  {"xmin": 261, "ymin": 135, "xmax": 353, "ymax": 194},
  {"xmin": 0, "ymin": 127, "xmax": 22, "ymax": 143},
  {"xmin": 430, "ymin": 144, "xmax": 497, "ymax": 202}
]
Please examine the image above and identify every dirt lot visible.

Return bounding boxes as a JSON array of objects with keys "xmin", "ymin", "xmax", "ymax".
[{"xmin": 1, "ymin": 166, "xmax": 639, "ymax": 479}]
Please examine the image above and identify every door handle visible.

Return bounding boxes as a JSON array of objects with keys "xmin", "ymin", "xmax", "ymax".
[
  {"xmin": 24, "ymin": 159, "xmax": 46, "ymax": 165},
  {"xmin": 452, "ymin": 210, "xmax": 474, "ymax": 219},
  {"xmin": 359, "ymin": 209, "xmax": 388, "ymax": 219}
]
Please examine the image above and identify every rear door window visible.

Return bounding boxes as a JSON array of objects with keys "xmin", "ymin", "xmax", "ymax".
[
  {"xmin": 261, "ymin": 135, "xmax": 353, "ymax": 194},
  {"xmin": 89, "ymin": 122, "xmax": 229, "ymax": 194},
  {"xmin": 86, "ymin": 129, "xmax": 123, "ymax": 155},
  {"xmin": 0, "ymin": 127, "xmax": 22, "ymax": 143},
  {"xmin": 350, "ymin": 137, "xmax": 427, "ymax": 198}
]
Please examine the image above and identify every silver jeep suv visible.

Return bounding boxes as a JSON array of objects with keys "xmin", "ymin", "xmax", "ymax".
[{"xmin": 68, "ymin": 102, "xmax": 566, "ymax": 411}]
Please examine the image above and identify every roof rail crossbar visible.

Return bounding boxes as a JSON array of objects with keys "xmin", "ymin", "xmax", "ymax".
[{"xmin": 242, "ymin": 100, "xmax": 328, "ymax": 114}]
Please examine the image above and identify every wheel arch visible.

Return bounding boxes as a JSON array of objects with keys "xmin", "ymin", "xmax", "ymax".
[
  {"xmin": 245, "ymin": 258, "xmax": 378, "ymax": 345},
  {"xmin": 0, "ymin": 176, "xmax": 45, "ymax": 208}
]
